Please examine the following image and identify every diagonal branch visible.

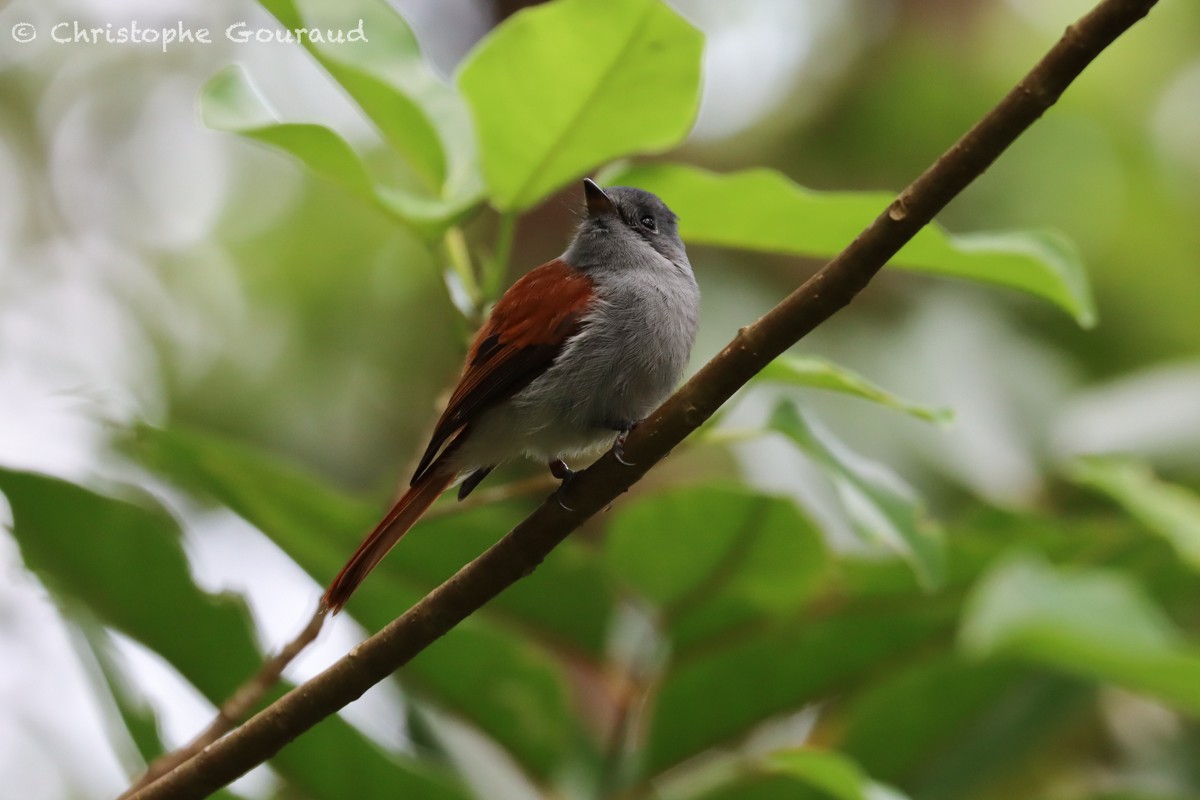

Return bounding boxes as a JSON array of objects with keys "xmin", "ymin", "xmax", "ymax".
[
  {"xmin": 118, "ymin": 608, "xmax": 326, "ymax": 797},
  {"xmin": 128, "ymin": 1, "xmax": 1158, "ymax": 796}
]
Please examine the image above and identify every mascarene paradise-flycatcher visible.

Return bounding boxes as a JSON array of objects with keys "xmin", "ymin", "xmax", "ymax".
[{"xmin": 324, "ymin": 179, "xmax": 699, "ymax": 612}]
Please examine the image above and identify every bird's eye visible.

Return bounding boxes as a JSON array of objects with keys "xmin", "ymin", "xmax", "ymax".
[{"xmin": 640, "ymin": 215, "xmax": 657, "ymax": 232}]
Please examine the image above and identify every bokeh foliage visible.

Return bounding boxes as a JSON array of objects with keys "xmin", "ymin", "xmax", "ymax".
[{"xmin": 3, "ymin": 0, "xmax": 1200, "ymax": 798}]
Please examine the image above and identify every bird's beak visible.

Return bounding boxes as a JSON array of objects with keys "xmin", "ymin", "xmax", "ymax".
[{"xmin": 583, "ymin": 178, "xmax": 615, "ymax": 217}]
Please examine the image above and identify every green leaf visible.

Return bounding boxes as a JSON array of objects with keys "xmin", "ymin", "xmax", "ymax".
[
  {"xmin": 838, "ymin": 655, "xmax": 1093, "ymax": 800},
  {"xmin": 604, "ymin": 485, "xmax": 826, "ymax": 648},
  {"xmin": 200, "ymin": 67, "xmax": 371, "ymax": 199},
  {"xmin": 692, "ymin": 749, "xmax": 910, "ymax": 800},
  {"xmin": 757, "ymin": 356, "xmax": 952, "ymax": 425},
  {"xmin": 960, "ymin": 553, "xmax": 1200, "ymax": 714},
  {"xmin": 128, "ymin": 423, "xmax": 613, "ymax": 655},
  {"xmin": 766, "ymin": 750, "xmax": 873, "ymax": 800},
  {"xmin": 768, "ymin": 402, "xmax": 945, "ymax": 590},
  {"xmin": 644, "ymin": 602, "xmax": 954, "ymax": 774},
  {"xmin": 79, "ymin": 627, "xmax": 242, "ymax": 800},
  {"xmin": 1068, "ymin": 457, "xmax": 1200, "ymax": 572},
  {"xmin": 81, "ymin": 629, "xmax": 170, "ymax": 777},
  {"xmin": 258, "ymin": 0, "xmax": 448, "ymax": 187},
  {"xmin": 0, "ymin": 469, "xmax": 262, "ymax": 697},
  {"xmin": 458, "ymin": 0, "xmax": 703, "ymax": 211},
  {"xmin": 400, "ymin": 505, "xmax": 616, "ymax": 657},
  {"xmin": 200, "ymin": 66, "xmax": 479, "ymax": 233},
  {"xmin": 256, "ymin": 0, "xmax": 486, "ymax": 209},
  {"xmin": 126, "ymin": 424, "xmax": 592, "ymax": 778},
  {"xmin": 0, "ymin": 468, "xmax": 469, "ymax": 800},
  {"xmin": 599, "ymin": 163, "xmax": 1096, "ymax": 326}
]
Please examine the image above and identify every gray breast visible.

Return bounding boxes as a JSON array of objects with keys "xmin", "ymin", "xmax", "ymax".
[{"xmin": 553, "ymin": 259, "xmax": 699, "ymax": 428}]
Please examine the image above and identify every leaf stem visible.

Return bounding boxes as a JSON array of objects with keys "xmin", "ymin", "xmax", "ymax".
[
  {"xmin": 443, "ymin": 227, "xmax": 482, "ymax": 317},
  {"xmin": 484, "ymin": 213, "xmax": 518, "ymax": 301}
]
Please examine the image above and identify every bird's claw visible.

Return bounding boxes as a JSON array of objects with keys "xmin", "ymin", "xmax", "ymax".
[
  {"xmin": 612, "ymin": 423, "xmax": 638, "ymax": 466},
  {"xmin": 549, "ymin": 458, "xmax": 576, "ymax": 511},
  {"xmin": 613, "ymin": 435, "xmax": 633, "ymax": 466}
]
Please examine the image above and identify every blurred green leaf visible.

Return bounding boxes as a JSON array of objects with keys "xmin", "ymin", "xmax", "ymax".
[
  {"xmin": 81, "ymin": 629, "xmax": 170, "ymax": 778},
  {"xmin": 838, "ymin": 654, "xmax": 1094, "ymax": 800},
  {"xmin": 127, "ymin": 424, "xmax": 592, "ymax": 777},
  {"xmin": 257, "ymin": 0, "xmax": 448, "ymax": 187},
  {"xmin": 757, "ymin": 356, "xmax": 952, "ymax": 424},
  {"xmin": 255, "ymin": 0, "xmax": 484, "ymax": 209},
  {"xmin": 600, "ymin": 163, "xmax": 1096, "ymax": 326},
  {"xmin": 604, "ymin": 485, "xmax": 826, "ymax": 648},
  {"xmin": 126, "ymin": 423, "xmax": 373, "ymax": 571},
  {"xmin": 0, "ymin": 468, "xmax": 468, "ymax": 800},
  {"xmin": 458, "ymin": 0, "xmax": 702, "ymax": 210},
  {"xmin": 401, "ymin": 505, "xmax": 616, "ymax": 657},
  {"xmin": 78, "ymin": 627, "xmax": 242, "ymax": 800},
  {"xmin": 128, "ymin": 423, "xmax": 614, "ymax": 655},
  {"xmin": 960, "ymin": 553, "xmax": 1200, "ymax": 714},
  {"xmin": 200, "ymin": 66, "xmax": 479, "ymax": 233},
  {"xmin": 1069, "ymin": 457, "xmax": 1200, "ymax": 572},
  {"xmin": 768, "ymin": 402, "xmax": 945, "ymax": 590},
  {"xmin": 691, "ymin": 749, "xmax": 910, "ymax": 800},
  {"xmin": 840, "ymin": 656, "xmax": 1014, "ymax": 784},
  {"xmin": 644, "ymin": 603, "xmax": 954, "ymax": 774},
  {"xmin": 767, "ymin": 750, "xmax": 875, "ymax": 800},
  {"xmin": 0, "ymin": 469, "xmax": 261, "ymax": 697}
]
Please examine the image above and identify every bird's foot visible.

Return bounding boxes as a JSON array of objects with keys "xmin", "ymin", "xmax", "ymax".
[
  {"xmin": 549, "ymin": 458, "xmax": 576, "ymax": 511},
  {"xmin": 611, "ymin": 421, "xmax": 641, "ymax": 466}
]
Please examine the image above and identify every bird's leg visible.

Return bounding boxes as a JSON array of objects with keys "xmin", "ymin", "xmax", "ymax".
[
  {"xmin": 457, "ymin": 466, "xmax": 494, "ymax": 501},
  {"xmin": 608, "ymin": 420, "xmax": 640, "ymax": 466},
  {"xmin": 548, "ymin": 457, "xmax": 576, "ymax": 511}
]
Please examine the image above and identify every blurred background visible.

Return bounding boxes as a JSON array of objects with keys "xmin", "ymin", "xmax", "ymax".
[{"xmin": 1, "ymin": 0, "xmax": 1198, "ymax": 798}]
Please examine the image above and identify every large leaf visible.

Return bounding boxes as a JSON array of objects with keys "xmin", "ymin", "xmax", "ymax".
[
  {"xmin": 128, "ymin": 424, "xmax": 614, "ymax": 655},
  {"xmin": 80, "ymin": 627, "xmax": 242, "ymax": 800},
  {"xmin": 831, "ymin": 510, "xmax": 1167, "ymax": 797},
  {"xmin": 200, "ymin": 67, "xmax": 480, "ymax": 233},
  {"xmin": 604, "ymin": 485, "xmax": 827, "ymax": 650},
  {"xmin": 81, "ymin": 628, "xmax": 181, "ymax": 786},
  {"xmin": 837, "ymin": 655, "xmax": 1094, "ymax": 800},
  {"xmin": 256, "ymin": 0, "xmax": 483, "ymax": 205},
  {"xmin": 1069, "ymin": 457, "xmax": 1200, "ymax": 572},
  {"xmin": 644, "ymin": 603, "xmax": 954, "ymax": 774},
  {"xmin": 600, "ymin": 163, "xmax": 1096, "ymax": 326},
  {"xmin": 256, "ymin": 0, "xmax": 446, "ymax": 186},
  {"xmin": 0, "ymin": 469, "xmax": 468, "ymax": 800},
  {"xmin": 126, "ymin": 424, "xmax": 598, "ymax": 777},
  {"xmin": 960, "ymin": 553, "xmax": 1200, "ymax": 714},
  {"xmin": 757, "ymin": 356, "xmax": 952, "ymax": 425},
  {"xmin": 458, "ymin": 0, "xmax": 703, "ymax": 211},
  {"xmin": 768, "ymin": 402, "xmax": 946, "ymax": 590}
]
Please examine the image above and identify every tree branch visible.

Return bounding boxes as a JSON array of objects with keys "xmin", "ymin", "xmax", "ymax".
[
  {"xmin": 119, "ymin": 608, "xmax": 326, "ymax": 797},
  {"xmin": 128, "ymin": 1, "xmax": 1158, "ymax": 796}
]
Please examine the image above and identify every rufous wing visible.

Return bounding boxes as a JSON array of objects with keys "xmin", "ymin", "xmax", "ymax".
[{"xmin": 411, "ymin": 259, "xmax": 594, "ymax": 483}]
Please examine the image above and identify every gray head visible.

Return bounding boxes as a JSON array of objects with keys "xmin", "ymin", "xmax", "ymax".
[{"xmin": 564, "ymin": 179, "xmax": 689, "ymax": 270}]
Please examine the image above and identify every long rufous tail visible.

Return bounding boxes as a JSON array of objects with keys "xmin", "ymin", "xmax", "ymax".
[{"xmin": 323, "ymin": 471, "xmax": 455, "ymax": 613}]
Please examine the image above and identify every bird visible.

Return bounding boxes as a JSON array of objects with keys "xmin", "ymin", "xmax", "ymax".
[{"xmin": 323, "ymin": 179, "xmax": 699, "ymax": 613}]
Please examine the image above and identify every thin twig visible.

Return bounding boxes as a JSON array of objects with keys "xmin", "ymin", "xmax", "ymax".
[
  {"xmin": 127, "ymin": 2, "xmax": 1159, "ymax": 796},
  {"xmin": 595, "ymin": 600, "xmax": 670, "ymax": 799},
  {"xmin": 119, "ymin": 607, "xmax": 326, "ymax": 797},
  {"xmin": 443, "ymin": 226, "xmax": 483, "ymax": 318},
  {"xmin": 484, "ymin": 212, "xmax": 518, "ymax": 300}
]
